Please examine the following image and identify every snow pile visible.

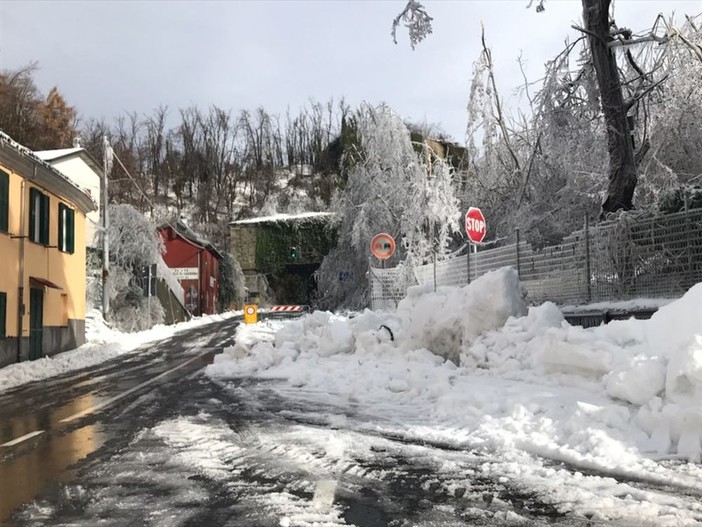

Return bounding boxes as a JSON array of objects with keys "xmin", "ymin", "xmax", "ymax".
[
  {"xmin": 398, "ymin": 268, "xmax": 527, "ymax": 363},
  {"xmin": 208, "ymin": 269, "xmax": 702, "ymax": 523},
  {"xmin": 0, "ymin": 310, "xmax": 238, "ymax": 393}
]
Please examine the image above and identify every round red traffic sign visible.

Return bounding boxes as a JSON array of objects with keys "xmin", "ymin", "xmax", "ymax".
[
  {"xmin": 465, "ymin": 207, "xmax": 487, "ymax": 243},
  {"xmin": 370, "ymin": 233, "xmax": 396, "ymax": 260}
]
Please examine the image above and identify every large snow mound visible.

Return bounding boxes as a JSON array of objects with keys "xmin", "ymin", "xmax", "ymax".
[{"xmin": 398, "ymin": 267, "xmax": 527, "ymax": 363}]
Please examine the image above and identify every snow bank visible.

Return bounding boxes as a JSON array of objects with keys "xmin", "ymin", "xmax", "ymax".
[
  {"xmin": 0, "ymin": 309, "xmax": 238, "ymax": 393},
  {"xmin": 208, "ymin": 269, "xmax": 702, "ymax": 522}
]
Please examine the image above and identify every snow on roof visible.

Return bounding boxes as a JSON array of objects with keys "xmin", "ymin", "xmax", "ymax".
[
  {"xmin": 35, "ymin": 147, "xmax": 83, "ymax": 161},
  {"xmin": 0, "ymin": 130, "xmax": 96, "ymax": 211},
  {"xmin": 230, "ymin": 211, "xmax": 335, "ymax": 226}
]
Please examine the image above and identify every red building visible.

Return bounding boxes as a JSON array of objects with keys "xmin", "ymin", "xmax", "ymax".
[{"xmin": 158, "ymin": 221, "xmax": 222, "ymax": 316}]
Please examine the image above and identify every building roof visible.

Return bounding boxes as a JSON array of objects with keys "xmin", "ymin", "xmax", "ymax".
[
  {"xmin": 34, "ymin": 147, "xmax": 82, "ymax": 161},
  {"xmin": 0, "ymin": 130, "xmax": 96, "ymax": 214},
  {"xmin": 230, "ymin": 211, "xmax": 335, "ymax": 226},
  {"xmin": 159, "ymin": 220, "xmax": 223, "ymax": 260},
  {"xmin": 35, "ymin": 146, "xmax": 103, "ymax": 179}
]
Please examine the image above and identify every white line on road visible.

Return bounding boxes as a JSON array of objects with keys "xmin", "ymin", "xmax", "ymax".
[
  {"xmin": 59, "ymin": 350, "xmax": 212, "ymax": 424},
  {"xmin": 1, "ymin": 430, "xmax": 45, "ymax": 447}
]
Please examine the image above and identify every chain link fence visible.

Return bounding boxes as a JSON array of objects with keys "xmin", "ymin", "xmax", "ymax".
[{"xmin": 370, "ymin": 208, "xmax": 702, "ymax": 310}]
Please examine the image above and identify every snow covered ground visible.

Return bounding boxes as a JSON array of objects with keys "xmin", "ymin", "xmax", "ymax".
[
  {"xmin": 0, "ymin": 309, "xmax": 238, "ymax": 393},
  {"xmin": 207, "ymin": 268, "xmax": 702, "ymax": 526}
]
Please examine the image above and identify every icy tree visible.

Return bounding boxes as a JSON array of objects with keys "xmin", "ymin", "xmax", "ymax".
[
  {"xmin": 395, "ymin": 0, "xmax": 702, "ymax": 223},
  {"xmin": 461, "ymin": 9, "xmax": 702, "ymax": 246},
  {"xmin": 639, "ymin": 15, "xmax": 702, "ymax": 205},
  {"xmin": 391, "ymin": 0, "xmax": 433, "ymax": 50},
  {"xmin": 317, "ymin": 104, "xmax": 460, "ymax": 309},
  {"xmin": 107, "ymin": 204, "xmax": 165, "ymax": 332},
  {"xmin": 218, "ymin": 251, "xmax": 247, "ymax": 310}
]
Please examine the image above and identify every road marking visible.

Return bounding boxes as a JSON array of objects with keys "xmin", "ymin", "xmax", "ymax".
[
  {"xmin": 60, "ymin": 350, "xmax": 212, "ymax": 424},
  {"xmin": 1, "ymin": 430, "xmax": 45, "ymax": 447}
]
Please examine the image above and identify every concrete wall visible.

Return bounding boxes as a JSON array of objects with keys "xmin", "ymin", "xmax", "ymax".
[
  {"xmin": 156, "ymin": 278, "xmax": 190, "ymax": 325},
  {"xmin": 0, "ymin": 319, "xmax": 84, "ymax": 368},
  {"xmin": 230, "ymin": 225, "xmax": 257, "ymax": 271}
]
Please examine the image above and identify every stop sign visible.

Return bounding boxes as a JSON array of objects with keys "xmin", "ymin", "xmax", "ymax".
[{"xmin": 465, "ymin": 207, "xmax": 487, "ymax": 243}]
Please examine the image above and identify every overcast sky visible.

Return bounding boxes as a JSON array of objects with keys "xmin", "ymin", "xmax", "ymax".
[{"xmin": 0, "ymin": 0, "xmax": 698, "ymax": 142}]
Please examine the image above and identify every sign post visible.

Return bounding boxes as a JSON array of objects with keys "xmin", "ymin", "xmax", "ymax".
[
  {"xmin": 370, "ymin": 233, "xmax": 396, "ymax": 266},
  {"xmin": 465, "ymin": 207, "xmax": 486, "ymax": 281},
  {"xmin": 464, "ymin": 207, "xmax": 487, "ymax": 244}
]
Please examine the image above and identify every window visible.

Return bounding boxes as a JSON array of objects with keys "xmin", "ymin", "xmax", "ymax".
[
  {"xmin": 0, "ymin": 292, "xmax": 6, "ymax": 338},
  {"xmin": 0, "ymin": 169, "xmax": 8, "ymax": 233},
  {"xmin": 29, "ymin": 188, "xmax": 49, "ymax": 245},
  {"xmin": 58, "ymin": 203, "xmax": 75, "ymax": 253}
]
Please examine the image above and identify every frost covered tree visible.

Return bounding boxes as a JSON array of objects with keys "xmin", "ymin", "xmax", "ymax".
[
  {"xmin": 218, "ymin": 251, "xmax": 247, "ymax": 311},
  {"xmin": 106, "ymin": 204, "xmax": 165, "ymax": 332},
  {"xmin": 393, "ymin": 0, "xmax": 702, "ymax": 222},
  {"xmin": 639, "ymin": 15, "xmax": 702, "ymax": 204},
  {"xmin": 317, "ymin": 104, "xmax": 460, "ymax": 309}
]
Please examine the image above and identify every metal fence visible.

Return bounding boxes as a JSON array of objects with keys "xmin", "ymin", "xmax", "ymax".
[{"xmin": 370, "ymin": 208, "xmax": 702, "ymax": 310}]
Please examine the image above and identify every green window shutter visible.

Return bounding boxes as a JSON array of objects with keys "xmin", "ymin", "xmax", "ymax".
[
  {"xmin": 58, "ymin": 204, "xmax": 76, "ymax": 254},
  {"xmin": 0, "ymin": 170, "xmax": 8, "ymax": 233},
  {"xmin": 29, "ymin": 188, "xmax": 38, "ymax": 242},
  {"xmin": 41, "ymin": 193, "xmax": 50, "ymax": 245},
  {"xmin": 58, "ymin": 204, "xmax": 65, "ymax": 251},
  {"xmin": 0, "ymin": 292, "xmax": 6, "ymax": 338},
  {"xmin": 68, "ymin": 207, "xmax": 75, "ymax": 253}
]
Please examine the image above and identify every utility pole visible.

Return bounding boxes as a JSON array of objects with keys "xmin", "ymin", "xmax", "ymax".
[{"xmin": 102, "ymin": 136, "xmax": 111, "ymax": 320}]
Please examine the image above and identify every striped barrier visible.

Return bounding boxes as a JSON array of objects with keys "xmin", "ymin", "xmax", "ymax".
[{"xmin": 270, "ymin": 305, "xmax": 304, "ymax": 312}]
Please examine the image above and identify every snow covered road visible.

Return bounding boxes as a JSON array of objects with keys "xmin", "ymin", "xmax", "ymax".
[
  {"xmin": 10, "ymin": 374, "xmax": 598, "ymax": 527},
  {"xmin": 5, "ymin": 268, "xmax": 702, "ymax": 525}
]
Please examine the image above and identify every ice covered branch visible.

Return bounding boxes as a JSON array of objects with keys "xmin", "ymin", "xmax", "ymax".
[{"xmin": 391, "ymin": 0, "xmax": 434, "ymax": 50}]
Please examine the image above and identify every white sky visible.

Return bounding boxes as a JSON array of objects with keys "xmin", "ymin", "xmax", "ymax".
[{"xmin": 0, "ymin": 0, "xmax": 698, "ymax": 142}]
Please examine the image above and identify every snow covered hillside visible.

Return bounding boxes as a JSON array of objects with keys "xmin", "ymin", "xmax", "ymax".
[{"xmin": 208, "ymin": 268, "xmax": 702, "ymax": 525}]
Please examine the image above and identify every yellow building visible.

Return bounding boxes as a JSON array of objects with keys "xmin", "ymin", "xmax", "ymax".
[{"xmin": 0, "ymin": 131, "xmax": 96, "ymax": 367}]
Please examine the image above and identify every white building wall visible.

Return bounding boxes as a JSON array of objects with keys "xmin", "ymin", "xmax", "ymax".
[{"xmin": 50, "ymin": 157, "xmax": 101, "ymax": 248}]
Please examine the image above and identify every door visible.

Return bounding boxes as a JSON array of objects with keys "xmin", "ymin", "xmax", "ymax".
[{"xmin": 29, "ymin": 288, "xmax": 44, "ymax": 361}]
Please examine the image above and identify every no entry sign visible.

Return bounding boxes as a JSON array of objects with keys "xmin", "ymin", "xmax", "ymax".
[
  {"xmin": 465, "ymin": 207, "xmax": 487, "ymax": 243},
  {"xmin": 370, "ymin": 233, "xmax": 396, "ymax": 260}
]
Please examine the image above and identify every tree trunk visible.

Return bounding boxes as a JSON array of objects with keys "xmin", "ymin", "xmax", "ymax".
[{"xmin": 582, "ymin": 0, "xmax": 637, "ymax": 216}]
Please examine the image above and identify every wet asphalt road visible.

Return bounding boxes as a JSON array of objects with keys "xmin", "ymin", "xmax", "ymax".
[
  {"xmin": 0, "ymin": 318, "xmax": 238, "ymax": 525},
  {"xmin": 0, "ymin": 317, "xmax": 601, "ymax": 527}
]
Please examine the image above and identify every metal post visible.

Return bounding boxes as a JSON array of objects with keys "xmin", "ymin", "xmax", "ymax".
[
  {"xmin": 515, "ymin": 228, "xmax": 521, "ymax": 278},
  {"xmin": 684, "ymin": 192, "xmax": 692, "ymax": 287},
  {"xmin": 473, "ymin": 243, "xmax": 478, "ymax": 281},
  {"xmin": 584, "ymin": 214, "xmax": 592, "ymax": 303},
  {"xmin": 433, "ymin": 252, "xmax": 437, "ymax": 292},
  {"xmin": 367, "ymin": 256, "xmax": 373, "ymax": 310},
  {"xmin": 466, "ymin": 244, "xmax": 471, "ymax": 284},
  {"xmin": 101, "ymin": 136, "xmax": 110, "ymax": 320}
]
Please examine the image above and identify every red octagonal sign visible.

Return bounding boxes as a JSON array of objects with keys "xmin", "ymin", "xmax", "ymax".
[{"xmin": 465, "ymin": 207, "xmax": 487, "ymax": 243}]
